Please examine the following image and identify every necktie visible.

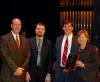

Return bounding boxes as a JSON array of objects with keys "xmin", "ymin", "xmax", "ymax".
[
  {"xmin": 37, "ymin": 39, "xmax": 41, "ymax": 50},
  {"xmin": 62, "ymin": 37, "xmax": 68, "ymax": 66},
  {"xmin": 37, "ymin": 39, "xmax": 42, "ymax": 66},
  {"xmin": 16, "ymin": 35, "xmax": 20, "ymax": 48}
]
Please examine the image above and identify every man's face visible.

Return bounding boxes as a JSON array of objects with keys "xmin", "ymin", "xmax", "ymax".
[
  {"xmin": 11, "ymin": 18, "xmax": 22, "ymax": 34},
  {"xmin": 35, "ymin": 24, "xmax": 45, "ymax": 37},
  {"xmin": 63, "ymin": 23, "xmax": 73, "ymax": 35}
]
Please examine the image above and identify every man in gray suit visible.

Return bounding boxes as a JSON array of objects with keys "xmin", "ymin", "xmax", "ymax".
[
  {"xmin": 54, "ymin": 21, "xmax": 79, "ymax": 82},
  {"xmin": 0, "ymin": 18, "xmax": 30, "ymax": 82}
]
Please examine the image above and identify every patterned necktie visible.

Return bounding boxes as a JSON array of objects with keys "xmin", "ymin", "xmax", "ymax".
[
  {"xmin": 16, "ymin": 35, "xmax": 20, "ymax": 48},
  {"xmin": 62, "ymin": 37, "xmax": 68, "ymax": 66},
  {"xmin": 37, "ymin": 39, "xmax": 41, "ymax": 50},
  {"xmin": 37, "ymin": 39, "xmax": 42, "ymax": 66}
]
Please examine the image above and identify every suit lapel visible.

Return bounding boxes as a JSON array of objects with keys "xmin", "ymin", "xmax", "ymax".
[
  {"xmin": 29, "ymin": 37, "xmax": 38, "ymax": 55},
  {"xmin": 8, "ymin": 32, "xmax": 18, "ymax": 50},
  {"xmin": 40, "ymin": 38, "xmax": 47, "ymax": 62},
  {"xmin": 8, "ymin": 32, "xmax": 23, "ymax": 53},
  {"xmin": 18, "ymin": 35, "xmax": 24, "ymax": 52},
  {"xmin": 59, "ymin": 35, "xmax": 64, "ymax": 56},
  {"xmin": 58, "ymin": 36, "xmax": 64, "ymax": 63},
  {"xmin": 41, "ymin": 38, "xmax": 45, "ymax": 52},
  {"xmin": 34, "ymin": 37, "xmax": 38, "ymax": 50},
  {"xmin": 70, "ymin": 35, "xmax": 74, "ymax": 54},
  {"xmin": 32, "ymin": 37, "xmax": 38, "ymax": 56}
]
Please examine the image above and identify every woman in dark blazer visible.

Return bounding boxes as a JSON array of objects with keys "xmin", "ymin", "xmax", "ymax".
[{"xmin": 76, "ymin": 29, "xmax": 100, "ymax": 82}]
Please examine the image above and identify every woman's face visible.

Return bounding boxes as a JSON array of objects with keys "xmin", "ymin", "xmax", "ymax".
[{"xmin": 78, "ymin": 33, "xmax": 88, "ymax": 46}]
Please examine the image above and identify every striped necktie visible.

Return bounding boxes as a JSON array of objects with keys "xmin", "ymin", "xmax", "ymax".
[
  {"xmin": 16, "ymin": 35, "xmax": 20, "ymax": 48},
  {"xmin": 62, "ymin": 37, "xmax": 68, "ymax": 66}
]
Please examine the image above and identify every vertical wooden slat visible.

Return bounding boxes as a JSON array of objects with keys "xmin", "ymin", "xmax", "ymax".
[
  {"xmin": 60, "ymin": 0, "xmax": 66, "ymax": 6},
  {"xmin": 60, "ymin": 0, "xmax": 94, "ymax": 36},
  {"xmin": 79, "ymin": 0, "xmax": 81, "ymax": 6},
  {"xmin": 72, "ymin": 0, "xmax": 74, "ymax": 6},
  {"xmin": 80, "ymin": 11, "xmax": 82, "ymax": 29},
  {"xmin": 74, "ymin": 11, "xmax": 77, "ymax": 33},
  {"xmin": 69, "ymin": 11, "xmax": 71, "ymax": 21},
  {"xmin": 90, "ymin": 11, "xmax": 92, "ymax": 38},
  {"xmin": 87, "ymin": 11, "xmax": 89, "ymax": 32},
  {"xmin": 68, "ymin": 0, "xmax": 70, "ymax": 6},
  {"xmin": 66, "ymin": 11, "xmax": 69, "ymax": 22},
  {"xmin": 84, "ymin": 0, "xmax": 86, "ymax": 6},
  {"xmin": 73, "ymin": 11, "xmax": 74, "ymax": 33},
  {"xmin": 93, "ymin": 0, "xmax": 94, "ymax": 6},
  {"xmin": 60, "ymin": 12, "xmax": 64, "ymax": 26},
  {"xmin": 74, "ymin": 11, "xmax": 76, "ymax": 34},
  {"xmin": 65, "ymin": 0, "xmax": 67, "ymax": 7},
  {"xmin": 70, "ymin": 0, "xmax": 71, "ymax": 6},
  {"xmin": 72, "ymin": 11, "xmax": 74, "ymax": 23},
  {"xmin": 83, "ymin": 11, "xmax": 86, "ymax": 29},
  {"xmin": 78, "ymin": 11, "xmax": 80, "ymax": 32}
]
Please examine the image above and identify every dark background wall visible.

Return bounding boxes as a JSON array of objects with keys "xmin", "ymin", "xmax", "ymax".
[
  {"xmin": 0, "ymin": 0, "xmax": 100, "ymax": 47},
  {"xmin": 0, "ymin": 0, "xmax": 100, "ymax": 78},
  {"xmin": 0, "ymin": 0, "xmax": 60, "ymax": 74},
  {"xmin": 93, "ymin": 0, "xmax": 100, "ymax": 50},
  {"xmin": 0, "ymin": 0, "xmax": 60, "ymax": 44}
]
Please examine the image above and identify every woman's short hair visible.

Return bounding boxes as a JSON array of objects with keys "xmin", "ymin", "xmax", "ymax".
[{"xmin": 77, "ymin": 29, "xmax": 90, "ymax": 43}]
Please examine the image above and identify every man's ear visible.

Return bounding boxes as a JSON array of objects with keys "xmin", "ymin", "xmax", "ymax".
[
  {"xmin": 62, "ymin": 27, "xmax": 64, "ymax": 31},
  {"xmin": 11, "ymin": 24, "xmax": 12, "ymax": 29}
]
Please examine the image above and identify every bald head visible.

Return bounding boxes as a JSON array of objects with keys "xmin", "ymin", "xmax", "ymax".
[
  {"xmin": 11, "ymin": 18, "xmax": 22, "ymax": 34},
  {"xmin": 11, "ymin": 18, "xmax": 21, "ymax": 24}
]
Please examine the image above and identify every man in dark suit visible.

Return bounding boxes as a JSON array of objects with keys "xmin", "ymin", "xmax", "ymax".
[
  {"xmin": 0, "ymin": 18, "xmax": 30, "ymax": 82},
  {"xmin": 26, "ymin": 22, "xmax": 52, "ymax": 82},
  {"xmin": 54, "ymin": 21, "xmax": 79, "ymax": 82}
]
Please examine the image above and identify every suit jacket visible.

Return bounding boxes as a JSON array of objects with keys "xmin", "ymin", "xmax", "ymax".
[
  {"xmin": 55, "ymin": 35, "xmax": 79, "ymax": 69},
  {"xmin": 0, "ymin": 32, "xmax": 30, "ymax": 81},
  {"xmin": 77, "ymin": 44, "xmax": 100, "ymax": 82},
  {"xmin": 28, "ymin": 37, "xmax": 52, "ymax": 80},
  {"xmin": 54, "ymin": 35, "xmax": 79, "ymax": 82}
]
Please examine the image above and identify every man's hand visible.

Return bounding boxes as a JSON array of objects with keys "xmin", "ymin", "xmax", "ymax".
[
  {"xmin": 45, "ymin": 74, "xmax": 51, "ymax": 82},
  {"xmin": 14, "ymin": 67, "xmax": 24, "ymax": 76},
  {"xmin": 63, "ymin": 68, "xmax": 69, "ymax": 72},
  {"xmin": 26, "ymin": 72, "xmax": 31, "ymax": 82}
]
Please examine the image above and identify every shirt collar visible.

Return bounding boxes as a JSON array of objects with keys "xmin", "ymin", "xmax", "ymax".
[
  {"xmin": 36, "ymin": 36, "xmax": 43, "ymax": 40},
  {"xmin": 11, "ymin": 31, "xmax": 19, "ymax": 40},
  {"xmin": 64, "ymin": 33, "xmax": 73, "ymax": 39}
]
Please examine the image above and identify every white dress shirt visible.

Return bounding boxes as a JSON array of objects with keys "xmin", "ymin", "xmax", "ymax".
[
  {"xmin": 60, "ymin": 33, "xmax": 73, "ymax": 67},
  {"xmin": 11, "ymin": 31, "xmax": 20, "ymax": 46}
]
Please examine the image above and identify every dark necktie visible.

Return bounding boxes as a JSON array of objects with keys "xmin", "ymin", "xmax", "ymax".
[
  {"xmin": 62, "ymin": 37, "xmax": 68, "ymax": 66},
  {"xmin": 37, "ymin": 39, "xmax": 41, "ymax": 50}
]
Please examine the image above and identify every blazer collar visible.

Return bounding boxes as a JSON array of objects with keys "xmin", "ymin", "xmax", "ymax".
[{"xmin": 9, "ymin": 32, "xmax": 22, "ymax": 49}]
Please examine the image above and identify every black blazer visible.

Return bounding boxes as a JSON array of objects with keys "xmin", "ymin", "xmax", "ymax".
[
  {"xmin": 28, "ymin": 37, "xmax": 52, "ymax": 78},
  {"xmin": 77, "ymin": 44, "xmax": 100, "ymax": 82}
]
